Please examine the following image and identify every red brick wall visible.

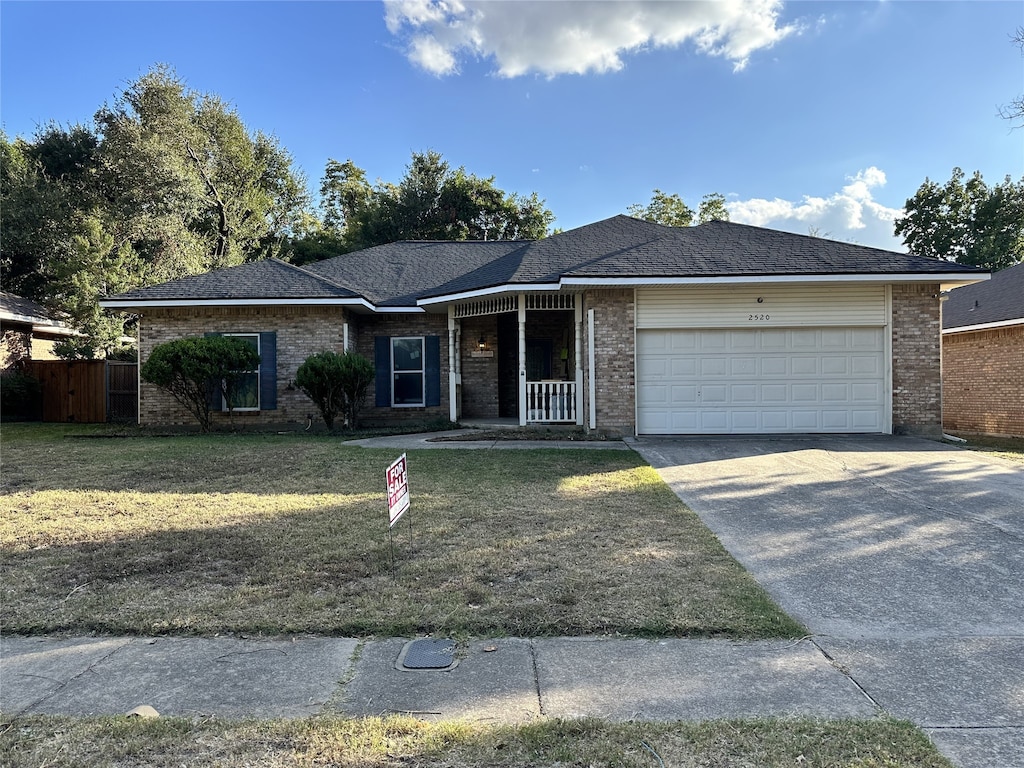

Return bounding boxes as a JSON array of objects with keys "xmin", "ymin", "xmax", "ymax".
[
  {"xmin": 459, "ymin": 315, "xmax": 500, "ymax": 419},
  {"xmin": 583, "ymin": 289, "xmax": 635, "ymax": 435},
  {"xmin": 942, "ymin": 325, "xmax": 1024, "ymax": 437},
  {"xmin": 892, "ymin": 284, "xmax": 943, "ymax": 438},
  {"xmin": 350, "ymin": 312, "xmax": 451, "ymax": 426},
  {"xmin": 139, "ymin": 306, "xmax": 348, "ymax": 428}
]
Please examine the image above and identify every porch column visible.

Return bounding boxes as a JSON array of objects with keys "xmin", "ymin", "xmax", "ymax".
[
  {"xmin": 574, "ymin": 300, "xmax": 584, "ymax": 426},
  {"xmin": 448, "ymin": 306, "xmax": 458, "ymax": 423},
  {"xmin": 518, "ymin": 293, "xmax": 527, "ymax": 426}
]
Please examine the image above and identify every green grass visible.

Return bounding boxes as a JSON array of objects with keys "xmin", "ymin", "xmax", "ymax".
[
  {"xmin": 0, "ymin": 424, "xmax": 802, "ymax": 638},
  {"xmin": 0, "ymin": 715, "xmax": 954, "ymax": 767},
  {"xmin": 944, "ymin": 433, "xmax": 1024, "ymax": 464}
]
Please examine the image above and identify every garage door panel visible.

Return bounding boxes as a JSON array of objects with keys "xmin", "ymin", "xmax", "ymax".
[{"xmin": 636, "ymin": 327, "xmax": 886, "ymax": 434}]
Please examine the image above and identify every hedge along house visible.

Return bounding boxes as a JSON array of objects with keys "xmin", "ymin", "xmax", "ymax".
[{"xmin": 101, "ymin": 215, "xmax": 986, "ymax": 436}]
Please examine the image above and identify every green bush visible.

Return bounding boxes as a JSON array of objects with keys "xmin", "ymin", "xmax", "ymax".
[
  {"xmin": 0, "ymin": 370, "xmax": 42, "ymax": 422},
  {"xmin": 141, "ymin": 336, "xmax": 260, "ymax": 432},
  {"xmin": 296, "ymin": 350, "xmax": 374, "ymax": 430}
]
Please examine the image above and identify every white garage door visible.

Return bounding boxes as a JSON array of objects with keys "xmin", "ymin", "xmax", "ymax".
[{"xmin": 637, "ymin": 327, "xmax": 886, "ymax": 434}]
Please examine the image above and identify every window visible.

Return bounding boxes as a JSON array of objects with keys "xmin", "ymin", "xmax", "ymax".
[
  {"xmin": 374, "ymin": 335, "xmax": 440, "ymax": 409},
  {"xmin": 224, "ymin": 333, "xmax": 260, "ymax": 411},
  {"xmin": 391, "ymin": 337, "xmax": 424, "ymax": 406}
]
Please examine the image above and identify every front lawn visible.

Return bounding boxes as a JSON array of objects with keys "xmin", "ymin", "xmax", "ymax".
[
  {"xmin": 0, "ymin": 715, "xmax": 954, "ymax": 768},
  {"xmin": 0, "ymin": 424, "xmax": 802, "ymax": 638}
]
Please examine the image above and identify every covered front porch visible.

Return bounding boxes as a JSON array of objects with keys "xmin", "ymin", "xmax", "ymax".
[{"xmin": 445, "ymin": 293, "xmax": 585, "ymax": 426}]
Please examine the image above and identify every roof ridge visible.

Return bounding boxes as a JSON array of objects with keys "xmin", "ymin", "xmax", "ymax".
[{"xmin": 272, "ymin": 257, "xmax": 357, "ymax": 297}]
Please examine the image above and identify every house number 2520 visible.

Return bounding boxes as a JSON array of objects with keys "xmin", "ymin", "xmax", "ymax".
[{"xmin": 748, "ymin": 314, "xmax": 770, "ymax": 321}]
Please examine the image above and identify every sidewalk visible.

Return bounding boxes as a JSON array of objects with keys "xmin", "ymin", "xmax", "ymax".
[
  {"xmin": 1, "ymin": 634, "xmax": 875, "ymax": 722},
  {"xmin": 343, "ymin": 429, "xmax": 632, "ymax": 450}
]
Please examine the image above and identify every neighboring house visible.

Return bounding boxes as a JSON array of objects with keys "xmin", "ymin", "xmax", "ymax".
[
  {"xmin": 0, "ymin": 292, "xmax": 78, "ymax": 370},
  {"xmin": 942, "ymin": 262, "xmax": 1024, "ymax": 437},
  {"xmin": 101, "ymin": 216, "xmax": 986, "ymax": 437}
]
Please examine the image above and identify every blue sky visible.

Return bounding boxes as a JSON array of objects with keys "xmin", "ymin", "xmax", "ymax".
[{"xmin": 2, "ymin": 0, "xmax": 1021, "ymax": 251}]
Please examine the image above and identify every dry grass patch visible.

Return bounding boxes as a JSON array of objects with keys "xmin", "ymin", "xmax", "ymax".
[
  {"xmin": 0, "ymin": 715, "xmax": 954, "ymax": 767},
  {"xmin": 944, "ymin": 433, "xmax": 1024, "ymax": 464},
  {"xmin": 1, "ymin": 425, "xmax": 801, "ymax": 638}
]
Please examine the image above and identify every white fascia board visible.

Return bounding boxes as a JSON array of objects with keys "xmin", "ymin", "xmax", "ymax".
[
  {"xmin": 417, "ymin": 283, "xmax": 562, "ymax": 306},
  {"xmin": 942, "ymin": 317, "xmax": 1024, "ymax": 334},
  {"xmin": 99, "ymin": 297, "xmax": 381, "ymax": 311},
  {"xmin": 32, "ymin": 323, "xmax": 80, "ymax": 337},
  {"xmin": 559, "ymin": 273, "xmax": 989, "ymax": 288}
]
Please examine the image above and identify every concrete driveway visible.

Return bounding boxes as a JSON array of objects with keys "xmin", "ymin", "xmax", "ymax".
[{"xmin": 631, "ymin": 436, "xmax": 1024, "ymax": 768}]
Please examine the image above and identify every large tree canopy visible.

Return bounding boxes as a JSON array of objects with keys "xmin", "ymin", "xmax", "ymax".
[
  {"xmin": 627, "ymin": 189, "xmax": 731, "ymax": 227},
  {"xmin": 315, "ymin": 150, "xmax": 554, "ymax": 251},
  {"xmin": 894, "ymin": 168, "xmax": 1024, "ymax": 271},
  {"xmin": 0, "ymin": 66, "xmax": 308, "ymax": 355}
]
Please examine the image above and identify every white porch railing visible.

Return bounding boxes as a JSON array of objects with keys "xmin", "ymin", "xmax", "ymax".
[{"xmin": 526, "ymin": 380, "xmax": 577, "ymax": 423}]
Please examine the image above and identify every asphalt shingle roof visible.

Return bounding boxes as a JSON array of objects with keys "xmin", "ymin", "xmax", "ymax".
[
  {"xmin": 0, "ymin": 292, "xmax": 68, "ymax": 327},
  {"xmin": 108, "ymin": 259, "xmax": 360, "ymax": 301},
  {"xmin": 943, "ymin": 261, "xmax": 1024, "ymax": 329},
  {"xmin": 104, "ymin": 216, "xmax": 988, "ymax": 308}
]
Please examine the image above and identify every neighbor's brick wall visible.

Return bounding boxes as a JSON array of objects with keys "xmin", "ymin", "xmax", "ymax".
[
  {"xmin": 942, "ymin": 325, "xmax": 1024, "ymax": 437},
  {"xmin": 583, "ymin": 289, "xmax": 635, "ymax": 435},
  {"xmin": 350, "ymin": 312, "xmax": 450, "ymax": 426},
  {"xmin": 891, "ymin": 284, "xmax": 943, "ymax": 437},
  {"xmin": 139, "ymin": 306, "xmax": 347, "ymax": 428}
]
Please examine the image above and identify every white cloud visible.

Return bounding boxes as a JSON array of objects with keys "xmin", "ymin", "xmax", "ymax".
[
  {"xmin": 727, "ymin": 168, "xmax": 906, "ymax": 251},
  {"xmin": 383, "ymin": 0, "xmax": 799, "ymax": 77}
]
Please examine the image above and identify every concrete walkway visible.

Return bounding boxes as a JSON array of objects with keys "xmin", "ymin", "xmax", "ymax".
[
  {"xmin": 2, "ymin": 634, "xmax": 874, "ymax": 723},
  {"xmin": 344, "ymin": 429, "xmax": 631, "ymax": 450}
]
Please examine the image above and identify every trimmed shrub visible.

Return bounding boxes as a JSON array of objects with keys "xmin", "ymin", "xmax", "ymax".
[
  {"xmin": 296, "ymin": 350, "xmax": 375, "ymax": 430},
  {"xmin": 141, "ymin": 336, "xmax": 260, "ymax": 432}
]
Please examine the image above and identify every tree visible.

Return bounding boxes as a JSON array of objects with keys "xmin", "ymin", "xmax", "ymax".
[
  {"xmin": 295, "ymin": 350, "xmax": 375, "ymax": 430},
  {"xmin": 1, "ymin": 66, "xmax": 311, "ymax": 357},
  {"xmin": 628, "ymin": 189, "xmax": 694, "ymax": 227},
  {"xmin": 311, "ymin": 151, "xmax": 555, "ymax": 251},
  {"xmin": 999, "ymin": 27, "xmax": 1024, "ymax": 126},
  {"xmin": 141, "ymin": 336, "xmax": 261, "ymax": 432},
  {"xmin": 698, "ymin": 192, "xmax": 730, "ymax": 223},
  {"xmin": 894, "ymin": 168, "xmax": 1024, "ymax": 270}
]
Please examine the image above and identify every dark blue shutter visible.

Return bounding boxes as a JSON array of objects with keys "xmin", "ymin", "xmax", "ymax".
[
  {"xmin": 204, "ymin": 332, "xmax": 223, "ymax": 411},
  {"xmin": 374, "ymin": 336, "xmax": 391, "ymax": 407},
  {"xmin": 259, "ymin": 332, "xmax": 277, "ymax": 410},
  {"xmin": 425, "ymin": 335, "xmax": 440, "ymax": 407}
]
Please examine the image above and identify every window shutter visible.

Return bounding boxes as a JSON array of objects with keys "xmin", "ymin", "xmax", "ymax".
[
  {"xmin": 259, "ymin": 331, "xmax": 277, "ymax": 410},
  {"xmin": 425, "ymin": 335, "xmax": 441, "ymax": 407},
  {"xmin": 374, "ymin": 336, "xmax": 391, "ymax": 407},
  {"xmin": 204, "ymin": 332, "xmax": 223, "ymax": 411}
]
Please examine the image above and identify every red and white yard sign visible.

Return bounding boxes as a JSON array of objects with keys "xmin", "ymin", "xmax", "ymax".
[{"xmin": 386, "ymin": 453, "xmax": 410, "ymax": 528}]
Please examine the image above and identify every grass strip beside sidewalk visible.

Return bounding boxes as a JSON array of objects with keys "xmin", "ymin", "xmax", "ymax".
[{"xmin": 0, "ymin": 715, "xmax": 954, "ymax": 768}]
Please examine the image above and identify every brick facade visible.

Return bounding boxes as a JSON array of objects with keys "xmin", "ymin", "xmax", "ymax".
[
  {"xmin": 942, "ymin": 325, "xmax": 1024, "ymax": 437},
  {"xmin": 583, "ymin": 289, "xmax": 635, "ymax": 435},
  {"xmin": 139, "ymin": 306, "xmax": 349, "ymax": 428},
  {"xmin": 350, "ymin": 312, "xmax": 451, "ymax": 426},
  {"xmin": 891, "ymin": 283, "xmax": 943, "ymax": 437},
  {"xmin": 459, "ymin": 315, "xmax": 501, "ymax": 419}
]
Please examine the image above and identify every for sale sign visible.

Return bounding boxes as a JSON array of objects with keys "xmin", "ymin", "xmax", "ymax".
[{"xmin": 386, "ymin": 453, "xmax": 410, "ymax": 528}]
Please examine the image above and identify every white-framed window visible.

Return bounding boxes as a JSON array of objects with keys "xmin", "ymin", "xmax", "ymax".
[
  {"xmin": 391, "ymin": 336, "xmax": 424, "ymax": 406},
  {"xmin": 224, "ymin": 333, "xmax": 260, "ymax": 411}
]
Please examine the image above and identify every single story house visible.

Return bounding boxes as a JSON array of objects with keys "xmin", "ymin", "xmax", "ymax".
[
  {"xmin": 941, "ymin": 261, "xmax": 1023, "ymax": 437},
  {"xmin": 0, "ymin": 292, "xmax": 79, "ymax": 370},
  {"xmin": 101, "ymin": 215, "xmax": 986, "ymax": 437}
]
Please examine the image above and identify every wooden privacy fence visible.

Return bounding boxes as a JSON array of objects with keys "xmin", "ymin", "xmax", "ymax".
[{"xmin": 25, "ymin": 360, "xmax": 138, "ymax": 423}]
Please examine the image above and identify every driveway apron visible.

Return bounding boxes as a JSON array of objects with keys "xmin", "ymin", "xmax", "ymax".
[{"xmin": 632, "ymin": 435, "xmax": 1024, "ymax": 768}]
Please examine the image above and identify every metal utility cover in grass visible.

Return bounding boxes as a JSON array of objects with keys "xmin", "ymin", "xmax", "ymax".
[{"xmin": 397, "ymin": 638, "xmax": 458, "ymax": 671}]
